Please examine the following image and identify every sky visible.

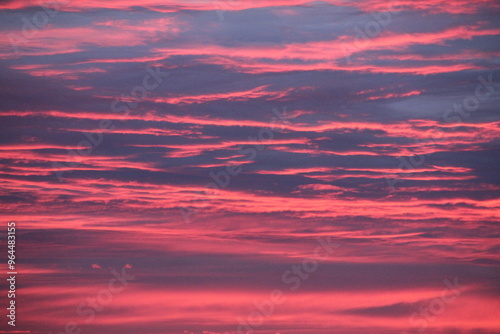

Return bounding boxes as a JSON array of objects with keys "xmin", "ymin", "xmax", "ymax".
[{"xmin": 0, "ymin": 0, "xmax": 499, "ymax": 333}]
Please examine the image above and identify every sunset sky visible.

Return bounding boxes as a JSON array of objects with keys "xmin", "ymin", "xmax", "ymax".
[{"xmin": 0, "ymin": 0, "xmax": 499, "ymax": 333}]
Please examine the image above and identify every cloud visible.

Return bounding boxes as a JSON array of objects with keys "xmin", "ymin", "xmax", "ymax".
[{"xmin": 0, "ymin": 1, "xmax": 499, "ymax": 333}]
